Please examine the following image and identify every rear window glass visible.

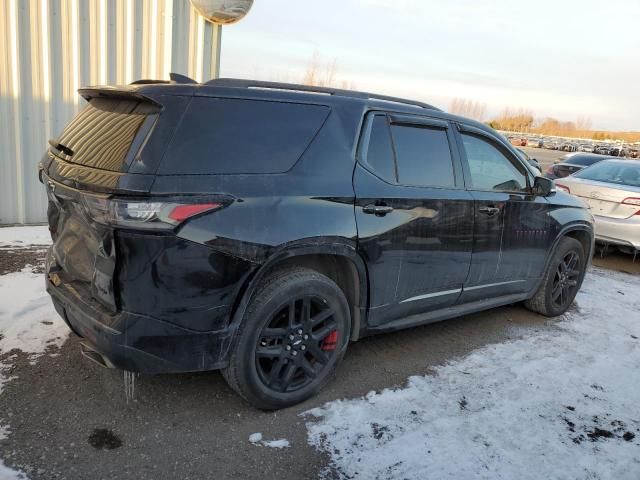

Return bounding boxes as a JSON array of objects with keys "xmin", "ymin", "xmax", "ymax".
[
  {"xmin": 56, "ymin": 97, "xmax": 156, "ymax": 172},
  {"xmin": 569, "ymin": 156, "xmax": 602, "ymax": 166},
  {"xmin": 390, "ymin": 124, "xmax": 455, "ymax": 188},
  {"xmin": 159, "ymin": 98, "xmax": 330, "ymax": 175},
  {"xmin": 574, "ymin": 161, "xmax": 640, "ymax": 187}
]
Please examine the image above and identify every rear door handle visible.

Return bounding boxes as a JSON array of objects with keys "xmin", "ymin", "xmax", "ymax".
[
  {"xmin": 363, "ymin": 204, "xmax": 394, "ymax": 216},
  {"xmin": 478, "ymin": 206, "xmax": 501, "ymax": 216}
]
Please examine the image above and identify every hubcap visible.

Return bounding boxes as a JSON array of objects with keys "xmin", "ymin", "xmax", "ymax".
[
  {"xmin": 551, "ymin": 250, "xmax": 581, "ymax": 309},
  {"xmin": 255, "ymin": 296, "xmax": 340, "ymax": 393}
]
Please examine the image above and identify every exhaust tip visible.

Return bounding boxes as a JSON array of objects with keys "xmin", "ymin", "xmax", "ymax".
[{"xmin": 80, "ymin": 343, "xmax": 114, "ymax": 369}]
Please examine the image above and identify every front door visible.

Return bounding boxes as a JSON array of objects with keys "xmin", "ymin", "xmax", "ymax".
[
  {"xmin": 354, "ymin": 112, "xmax": 474, "ymax": 326},
  {"xmin": 454, "ymin": 125, "xmax": 552, "ymax": 303}
]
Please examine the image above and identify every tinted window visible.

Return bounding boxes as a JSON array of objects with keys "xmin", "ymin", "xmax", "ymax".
[
  {"xmin": 160, "ymin": 98, "xmax": 329, "ymax": 174},
  {"xmin": 364, "ymin": 115, "xmax": 396, "ymax": 182},
  {"xmin": 56, "ymin": 98, "xmax": 156, "ymax": 172},
  {"xmin": 574, "ymin": 161, "xmax": 640, "ymax": 187},
  {"xmin": 390, "ymin": 124, "xmax": 455, "ymax": 188},
  {"xmin": 461, "ymin": 133, "xmax": 527, "ymax": 192}
]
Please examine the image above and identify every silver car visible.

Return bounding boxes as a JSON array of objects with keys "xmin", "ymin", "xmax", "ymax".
[{"xmin": 555, "ymin": 159, "xmax": 640, "ymax": 251}]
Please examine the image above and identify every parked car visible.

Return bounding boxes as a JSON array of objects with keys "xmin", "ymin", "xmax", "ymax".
[
  {"xmin": 555, "ymin": 159, "xmax": 640, "ymax": 251},
  {"xmin": 608, "ymin": 146, "xmax": 628, "ymax": 157},
  {"xmin": 594, "ymin": 145, "xmax": 612, "ymax": 155},
  {"xmin": 561, "ymin": 142, "xmax": 578, "ymax": 152},
  {"xmin": 579, "ymin": 144, "xmax": 594, "ymax": 153},
  {"xmin": 510, "ymin": 137, "xmax": 526, "ymax": 147},
  {"xmin": 39, "ymin": 77, "xmax": 594, "ymax": 409},
  {"xmin": 544, "ymin": 153, "xmax": 613, "ymax": 180},
  {"xmin": 515, "ymin": 147, "xmax": 541, "ymax": 174}
]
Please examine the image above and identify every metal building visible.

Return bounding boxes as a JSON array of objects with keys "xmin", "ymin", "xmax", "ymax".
[{"xmin": 0, "ymin": 0, "xmax": 221, "ymax": 224}]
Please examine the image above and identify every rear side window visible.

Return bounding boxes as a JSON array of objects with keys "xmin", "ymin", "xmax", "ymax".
[
  {"xmin": 159, "ymin": 98, "xmax": 329, "ymax": 174},
  {"xmin": 55, "ymin": 97, "xmax": 156, "ymax": 172},
  {"xmin": 390, "ymin": 124, "xmax": 455, "ymax": 188},
  {"xmin": 363, "ymin": 115, "xmax": 396, "ymax": 183}
]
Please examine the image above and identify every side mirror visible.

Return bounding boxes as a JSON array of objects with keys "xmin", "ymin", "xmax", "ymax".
[{"xmin": 533, "ymin": 176, "xmax": 554, "ymax": 196}]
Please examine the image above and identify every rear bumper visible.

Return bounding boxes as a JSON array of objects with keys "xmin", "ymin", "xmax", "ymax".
[
  {"xmin": 594, "ymin": 214, "xmax": 640, "ymax": 250},
  {"xmin": 47, "ymin": 274, "xmax": 236, "ymax": 374}
]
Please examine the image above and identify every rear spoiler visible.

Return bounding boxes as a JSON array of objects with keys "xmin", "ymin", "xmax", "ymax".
[{"xmin": 78, "ymin": 87, "xmax": 164, "ymax": 109}]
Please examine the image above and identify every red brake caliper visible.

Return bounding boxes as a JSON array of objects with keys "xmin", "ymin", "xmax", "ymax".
[{"xmin": 320, "ymin": 330, "xmax": 338, "ymax": 351}]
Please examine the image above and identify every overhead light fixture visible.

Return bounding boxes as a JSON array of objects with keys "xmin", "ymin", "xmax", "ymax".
[{"xmin": 189, "ymin": 0, "xmax": 254, "ymax": 25}]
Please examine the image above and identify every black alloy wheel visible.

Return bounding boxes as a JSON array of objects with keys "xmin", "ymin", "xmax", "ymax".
[
  {"xmin": 524, "ymin": 236, "xmax": 586, "ymax": 317},
  {"xmin": 551, "ymin": 250, "xmax": 581, "ymax": 310},
  {"xmin": 255, "ymin": 296, "xmax": 341, "ymax": 394},
  {"xmin": 222, "ymin": 267, "xmax": 350, "ymax": 410}
]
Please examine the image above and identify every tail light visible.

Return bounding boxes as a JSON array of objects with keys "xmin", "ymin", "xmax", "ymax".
[
  {"xmin": 555, "ymin": 183, "xmax": 570, "ymax": 193},
  {"xmin": 81, "ymin": 195, "xmax": 229, "ymax": 230},
  {"xmin": 622, "ymin": 197, "xmax": 640, "ymax": 216}
]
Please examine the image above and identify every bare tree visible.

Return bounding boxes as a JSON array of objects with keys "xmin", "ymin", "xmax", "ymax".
[
  {"xmin": 449, "ymin": 98, "xmax": 486, "ymax": 121},
  {"xmin": 301, "ymin": 52, "xmax": 355, "ymax": 89}
]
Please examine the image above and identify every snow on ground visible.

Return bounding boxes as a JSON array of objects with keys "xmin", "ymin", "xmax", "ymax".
[
  {"xmin": 0, "ymin": 226, "xmax": 50, "ymax": 250},
  {"xmin": 0, "ymin": 268, "xmax": 68, "ymax": 367},
  {"xmin": 249, "ymin": 433, "xmax": 291, "ymax": 448},
  {"xmin": 305, "ymin": 268, "xmax": 640, "ymax": 480},
  {"xmin": 0, "ymin": 461, "xmax": 28, "ymax": 480},
  {"xmin": 0, "ymin": 228, "xmax": 60, "ymax": 480}
]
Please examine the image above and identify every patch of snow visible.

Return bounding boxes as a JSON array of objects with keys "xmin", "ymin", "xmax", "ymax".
[
  {"xmin": 0, "ymin": 226, "xmax": 51, "ymax": 250},
  {"xmin": 305, "ymin": 268, "xmax": 640, "ymax": 480},
  {"xmin": 248, "ymin": 433, "xmax": 290, "ymax": 448},
  {"xmin": 262, "ymin": 439, "xmax": 290, "ymax": 449},
  {"xmin": 0, "ymin": 424, "xmax": 8, "ymax": 441},
  {"xmin": 0, "ymin": 460, "xmax": 28, "ymax": 480},
  {"xmin": 0, "ymin": 268, "xmax": 68, "ymax": 361}
]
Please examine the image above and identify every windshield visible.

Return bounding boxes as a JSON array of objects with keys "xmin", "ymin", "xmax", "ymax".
[{"xmin": 574, "ymin": 161, "xmax": 640, "ymax": 187}]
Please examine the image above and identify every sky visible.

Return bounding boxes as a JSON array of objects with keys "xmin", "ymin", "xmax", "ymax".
[{"xmin": 219, "ymin": 0, "xmax": 640, "ymax": 131}]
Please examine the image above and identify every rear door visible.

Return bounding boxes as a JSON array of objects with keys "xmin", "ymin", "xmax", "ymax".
[
  {"xmin": 354, "ymin": 112, "xmax": 473, "ymax": 326},
  {"xmin": 454, "ymin": 124, "xmax": 552, "ymax": 303}
]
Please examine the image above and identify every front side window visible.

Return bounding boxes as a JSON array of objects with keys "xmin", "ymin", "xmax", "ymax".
[
  {"xmin": 390, "ymin": 124, "xmax": 455, "ymax": 188},
  {"xmin": 461, "ymin": 133, "xmax": 528, "ymax": 192}
]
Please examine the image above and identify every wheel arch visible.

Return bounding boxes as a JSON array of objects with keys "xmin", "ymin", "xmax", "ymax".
[
  {"xmin": 228, "ymin": 240, "xmax": 369, "ymax": 344},
  {"xmin": 530, "ymin": 222, "xmax": 594, "ymax": 296}
]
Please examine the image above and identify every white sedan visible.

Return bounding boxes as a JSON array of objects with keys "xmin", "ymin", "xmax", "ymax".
[{"xmin": 555, "ymin": 159, "xmax": 640, "ymax": 252}]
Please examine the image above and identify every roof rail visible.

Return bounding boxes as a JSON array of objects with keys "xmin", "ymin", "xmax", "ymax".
[
  {"xmin": 130, "ymin": 73, "xmax": 197, "ymax": 85},
  {"xmin": 205, "ymin": 78, "xmax": 441, "ymax": 111}
]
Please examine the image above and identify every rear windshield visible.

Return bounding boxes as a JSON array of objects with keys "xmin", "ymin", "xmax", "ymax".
[
  {"xmin": 574, "ymin": 161, "xmax": 640, "ymax": 187},
  {"xmin": 158, "ymin": 98, "xmax": 330, "ymax": 175},
  {"xmin": 568, "ymin": 156, "xmax": 602, "ymax": 166},
  {"xmin": 55, "ymin": 97, "xmax": 157, "ymax": 172}
]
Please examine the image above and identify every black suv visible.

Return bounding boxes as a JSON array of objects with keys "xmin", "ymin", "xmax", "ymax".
[{"xmin": 40, "ymin": 77, "xmax": 594, "ymax": 409}]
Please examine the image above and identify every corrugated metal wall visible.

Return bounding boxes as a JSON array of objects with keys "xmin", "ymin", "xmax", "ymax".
[{"xmin": 0, "ymin": 0, "xmax": 221, "ymax": 224}]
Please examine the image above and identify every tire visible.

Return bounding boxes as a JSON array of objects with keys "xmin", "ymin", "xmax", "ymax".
[
  {"xmin": 222, "ymin": 267, "xmax": 351, "ymax": 410},
  {"xmin": 525, "ymin": 237, "xmax": 587, "ymax": 316}
]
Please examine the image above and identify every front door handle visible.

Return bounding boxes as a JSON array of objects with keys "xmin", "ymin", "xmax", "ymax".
[
  {"xmin": 363, "ymin": 204, "xmax": 394, "ymax": 216},
  {"xmin": 478, "ymin": 206, "xmax": 501, "ymax": 216}
]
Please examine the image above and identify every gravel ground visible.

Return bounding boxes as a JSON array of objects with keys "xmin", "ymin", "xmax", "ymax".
[{"xmin": 0, "ymin": 225, "xmax": 638, "ymax": 479}]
